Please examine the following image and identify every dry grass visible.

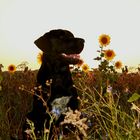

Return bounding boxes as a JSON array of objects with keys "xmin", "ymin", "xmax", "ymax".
[{"xmin": 0, "ymin": 67, "xmax": 140, "ymax": 139}]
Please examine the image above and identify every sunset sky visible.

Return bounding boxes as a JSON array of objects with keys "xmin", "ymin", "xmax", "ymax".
[{"xmin": 0, "ymin": 0, "xmax": 140, "ymax": 71}]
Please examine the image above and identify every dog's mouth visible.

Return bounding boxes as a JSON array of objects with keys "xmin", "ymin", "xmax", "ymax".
[
  {"xmin": 61, "ymin": 53, "xmax": 80, "ymax": 59},
  {"xmin": 61, "ymin": 53, "xmax": 83, "ymax": 65}
]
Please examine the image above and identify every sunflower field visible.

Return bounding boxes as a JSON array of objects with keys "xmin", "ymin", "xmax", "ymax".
[{"xmin": 0, "ymin": 34, "xmax": 140, "ymax": 140}]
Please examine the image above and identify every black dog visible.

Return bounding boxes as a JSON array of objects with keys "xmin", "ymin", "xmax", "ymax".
[{"xmin": 23, "ymin": 29, "xmax": 84, "ymax": 139}]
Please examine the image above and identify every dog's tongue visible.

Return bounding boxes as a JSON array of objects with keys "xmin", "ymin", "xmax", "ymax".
[{"xmin": 61, "ymin": 53, "xmax": 80, "ymax": 59}]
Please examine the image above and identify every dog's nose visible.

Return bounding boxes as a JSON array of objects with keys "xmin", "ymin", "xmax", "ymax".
[
  {"xmin": 77, "ymin": 38, "xmax": 85, "ymax": 46},
  {"xmin": 78, "ymin": 38, "xmax": 85, "ymax": 43}
]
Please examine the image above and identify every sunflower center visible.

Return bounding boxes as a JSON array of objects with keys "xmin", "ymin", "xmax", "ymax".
[
  {"xmin": 116, "ymin": 63, "xmax": 120, "ymax": 67},
  {"xmin": 83, "ymin": 66, "xmax": 88, "ymax": 70},
  {"xmin": 9, "ymin": 66, "xmax": 14, "ymax": 71},
  {"xmin": 106, "ymin": 51, "xmax": 113, "ymax": 57},
  {"xmin": 101, "ymin": 37, "xmax": 107, "ymax": 44},
  {"xmin": 115, "ymin": 62, "xmax": 122, "ymax": 68}
]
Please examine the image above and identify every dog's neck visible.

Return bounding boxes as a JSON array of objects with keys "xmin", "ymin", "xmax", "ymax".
[{"xmin": 37, "ymin": 59, "xmax": 73, "ymax": 87}]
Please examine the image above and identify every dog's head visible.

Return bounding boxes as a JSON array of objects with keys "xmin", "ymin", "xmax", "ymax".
[{"xmin": 34, "ymin": 29, "xmax": 84, "ymax": 64}]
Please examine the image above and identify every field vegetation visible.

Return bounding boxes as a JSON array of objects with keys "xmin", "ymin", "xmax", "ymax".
[{"xmin": 0, "ymin": 34, "xmax": 140, "ymax": 140}]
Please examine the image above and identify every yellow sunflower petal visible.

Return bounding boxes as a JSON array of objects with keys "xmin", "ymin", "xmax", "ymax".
[
  {"xmin": 37, "ymin": 52, "xmax": 43, "ymax": 64},
  {"xmin": 8, "ymin": 64, "xmax": 16, "ymax": 73},
  {"xmin": 82, "ymin": 64, "xmax": 89, "ymax": 73},
  {"xmin": 98, "ymin": 34, "xmax": 111, "ymax": 47},
  {"xmin": 104, "ymin": 49, "xmax": 116, "ymax": 61}
]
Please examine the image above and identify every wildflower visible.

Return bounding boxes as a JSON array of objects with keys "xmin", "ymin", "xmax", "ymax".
[
  {"xmin": 19, "ymin": 85, "xmax": 25, "ymax": 91},
  {"xmin": 82, "ymin": 64, "xmax": 89, "ymax": 73},
  {"xmin": 51, "ymin": 96, "xmax": 71, "ymax": 119},
  {"xmin": 87, "ymin": 120, "xmax": 93, "ymax": 127},
  {"xmin": 104, "ymin": 49, "xmax": 116, "ymax": 61},
  {"xmin": 38, "ymin": 85, "xmax": 42, "ymax": 89},
  {"xmin": 98, "ymin": 34, "xmax": 111, "ymax": 47},
  {"xmin": 46, "ymin": 80, "xmax": 52, "ymax": 86},
  {"xmin": 115, "ymin": 61, "xmax": 122, "ymax": 69},
  {"xmin": 37, "ymin": 52, "xmax": 43, "ymax": 64},
  {"xmin": 61, "ymin": 108, "xmax": 88, "ymax": 137},
  {"xmin": 34, "ymin": 87, "xmax": 38, "ymax": 90},
  {"xmin": 51, "ymin": 107, "xmax": 61, "ymax": 118},
  {"xmin": 8, "ymin": 64, "xmax": 16, "ymax": 73},
  {"xmin": 107, "ymin": 85, "xmax": 112, "ymax": 93},
  {"xmin": 24, "ymin": 129, "xmax": 32, "ymax": 135}
]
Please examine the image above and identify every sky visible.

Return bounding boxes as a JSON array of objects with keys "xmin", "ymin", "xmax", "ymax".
[{"xmin": 0, "ymin": 0, "xmax": 140, "ymax": 70}]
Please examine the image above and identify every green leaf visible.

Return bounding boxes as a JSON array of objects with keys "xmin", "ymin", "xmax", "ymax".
[
  {"xmin": 100, "ymin": 53, "xmax": 104, "ymax": 57},
  {"xmin": 128, "ymin": 93, "xmax": 140, "ymax": 102},
  {"xmin": 94, "ymin": 57, "xmax": 101, "ymax": 61}
]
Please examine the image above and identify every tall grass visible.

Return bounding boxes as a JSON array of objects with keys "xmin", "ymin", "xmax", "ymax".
[
  {"xmin": 0, "ymin": 67, "xmax": 140, "ymax": 139},
  {"xmin": 73, "ymin": 71, "xmax": 140, "ymax": 140}
]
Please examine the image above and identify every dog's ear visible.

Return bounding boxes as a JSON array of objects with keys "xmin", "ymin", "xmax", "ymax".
[{"xmin": 34, "ymin": 33, "xmax": 51, "ymax": 53}]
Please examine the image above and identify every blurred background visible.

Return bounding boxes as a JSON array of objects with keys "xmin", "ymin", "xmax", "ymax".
[{"xmin": 0, "ymin": 0, "xmax": 140, "ymax": 70}]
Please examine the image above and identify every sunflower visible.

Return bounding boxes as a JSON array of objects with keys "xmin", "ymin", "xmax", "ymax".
[
  {"xmin": 98, "ymin": 34, "xmax": 111, "ymax": 47},
  {"xmin": 37, "ymin": 52, "xmax": 43, "ymax": 64},
  {"xmin": 82, "ymin": 63, "xmax": 89, "ymax": 73},
  {"xmin": 104, "ymin": 49, "xmax": 116, "ymax": 61},
  {"xmin": 8, "ymin": 64, "xmax": 16, "ymax": 73},
  {"xmin": 115, "ymin": 61, "xmax": 122, "ymax": 69}
]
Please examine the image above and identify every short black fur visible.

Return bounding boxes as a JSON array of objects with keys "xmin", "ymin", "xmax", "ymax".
[{"xmin": 23, "ymin": 29, "xmax": 84, "ymax": 139}]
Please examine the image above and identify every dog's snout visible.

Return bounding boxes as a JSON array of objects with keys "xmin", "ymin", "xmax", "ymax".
[
  {"xmin": 76, "ymin": 38, "xmax": 84, "ymax": 43},
  {"xmin": 80, "ymin": 38, "xmax": 85, "ymax": 43},
  {"xmin": 77, "ymin": 38, "xmax": 85, "ymax": 46}
]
